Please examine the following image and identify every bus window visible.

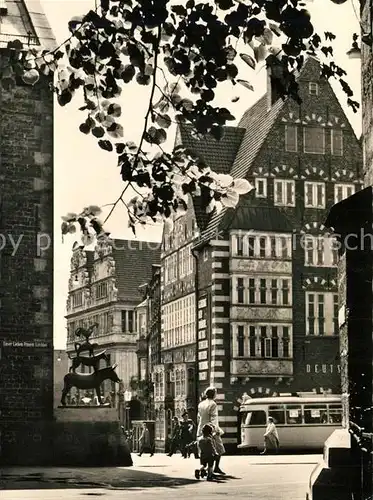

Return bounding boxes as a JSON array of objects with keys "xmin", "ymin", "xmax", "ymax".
[
  {"xmin": 243, "ymin": 410, "xmax": 267, "ymax": 426},
  {"xmin": 304, "ymin": 404, "xmax": 327, "ymax": 424},
  {"xmin": 328, "ymin": 405, "xmax": 343, "ymax": 424},
  {"xmin": 268, "ymin": 405, "xmax": 285, "ymax": 424},
  {"xmin": 286, "ymin": 405, "xmax": 303, "ymax": 425}
]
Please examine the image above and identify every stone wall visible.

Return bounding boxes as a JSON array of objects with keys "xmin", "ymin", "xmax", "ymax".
[{"xmin": 0, "ymin": 54, "xmax": 54, "ymax": 465}]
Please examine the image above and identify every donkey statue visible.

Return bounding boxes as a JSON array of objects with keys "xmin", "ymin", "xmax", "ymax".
[{"xmin": 61, "ymin": 364, "xmax": 121, "ymax": 406}]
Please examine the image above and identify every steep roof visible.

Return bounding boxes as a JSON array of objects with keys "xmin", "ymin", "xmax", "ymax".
[
  {"xmin": 178, "ymin": 123, "xmax": 245, "ymax": 174},
  {"xmin": 194, "ymin": 195, "xmax": 293, "ymax": 246},
  {"xmin": 230, "ymin": 95, "xmax": 284, "ymax": 179},
  {"xmin": 0, "ymin": 1, "xmax": 56, "ymax": 50},
  {"xmin": 112, "ymin": 239, "xmax": 161, "ymax": 303},
  {"xmin": 177, "ymin": 123, "xmax": 245, "ymax": 231}
]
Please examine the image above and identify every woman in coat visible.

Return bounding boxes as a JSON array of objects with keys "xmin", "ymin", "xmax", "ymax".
[
  {"xmin": 196, "ymin": 386, "xmax": 225, "ymax": 475},
  {"xmin": 261, "ymin": 416, "xmax": 279, "ymax": 454}
]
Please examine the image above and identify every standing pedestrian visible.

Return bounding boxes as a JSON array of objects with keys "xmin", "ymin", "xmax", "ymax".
[
  {"xmin": 168, "ymin": 416, "xmax": 181, "ymax": 457},
  {"xmin": 179, "ymin": 411, "xmax": 194, "ymax": 458},
  {"xmin": 197, "ymin": 387, "xmax": 226, "ymax": 475},
  {"xmin": 261, "ymin": 416, "xmax": 279, "ymax": 455},
  {"xmin": 138, "ymin": 422, "xmax": 154, "ymax": 457}
]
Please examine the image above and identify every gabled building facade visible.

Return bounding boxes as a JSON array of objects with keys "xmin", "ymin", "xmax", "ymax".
[
  {"xmin": 65, "ymin": 238, "xmax": 160, "ymax": 405},
  {"xmin": 158, "ymin": 56, "xmax": 363, "ymax": 451}
]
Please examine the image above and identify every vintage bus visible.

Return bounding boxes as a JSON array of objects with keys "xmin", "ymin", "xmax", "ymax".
[{"xmin": 238, "ymin": 395, "xmax": 343, "ymax": 452}]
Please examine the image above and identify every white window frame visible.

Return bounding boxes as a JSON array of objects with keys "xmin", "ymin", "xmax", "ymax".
[
  {"xmin": 304, "ymin": 235, "xmax": 338, "ymax": 267},
  {"xmin": 274, "ymin": 179, "xmax": 296, "ymax": 207},
  {"xmin": 285, "ymin": 125, "xmax": 298, "ymax": 152},
  {"xmin": 331, "ymin": 129, "xmax": 343, "ymax": 156},
  {"xmin": 304, "ymin": 181, "xmax": 326, "ymax": 209},
  {"xmin": 242, "ymin": 324, "xmax": 292, "ymax": 359},
  {"xmin": 255, "ymin": 177, "xmax": 267, "ymax": 198},
  {"xmin": 334, "ymin": 183, "xmax": 355, "ymax": 204},
  {"xmin": 309, "ymin": 82, "xmax": 319, "ymax": 96},
  {"xmin": 303, "ymin": 126, "xmax": 325, "ymax": 154},
  {"xmin": 306, "ymin": 292, "xmax": 338, "ymax": 336}
]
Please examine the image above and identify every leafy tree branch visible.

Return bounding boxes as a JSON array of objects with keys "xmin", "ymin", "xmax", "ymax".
[{"xmin": 1, "ymin": 0, "xmax": 359, "ymax": 243}]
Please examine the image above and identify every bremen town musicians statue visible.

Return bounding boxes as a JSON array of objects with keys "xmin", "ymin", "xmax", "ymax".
[{"xmin": 61, "ymin": 323, "xmax": 121, "ymax": 406}]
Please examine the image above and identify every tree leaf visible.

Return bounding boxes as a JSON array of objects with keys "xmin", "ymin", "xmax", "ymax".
[
  {"xmin": 237, "ymin": 79, "xmax": 254, "ymax": 91},
  {"xmin": 107, "ymin": 123, "xmax": 124, "ymax": 139},
  {"xmin": 156, "ymin": 114, "xmax": 172, "ymax": 128},
  {"xmin": 92, "ymin": 126, "xmax": 105, "ymax": 138},
  {"xmin": 98, "ymin": 140, "xmax": 113, "ymax": 152},
  {"xmin": 254, "ymin": 44, "xmax": 267, "ymax": 62},
  {"xmin": 232, "ymin": 179, "xmax": 254, "ymax": 195},
  {"xmin": 262, "ymin": 27, "xmax": 274, "ymax": 45},
  {"xmin": 269, "ymin": 23, "xmax": 282, "ymax": 37},
  {"xmin": 239, "ymin": 53, "xmax": 256, "ymax": 69},
  {"xmin": 221, "ymin": 190, "xmax": 239, "ymax": 208}
]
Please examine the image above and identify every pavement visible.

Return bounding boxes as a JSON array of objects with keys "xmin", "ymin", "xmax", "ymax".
[{"xmin": 0, "ymin": 452, "xmax": 322, "ymax": 500}]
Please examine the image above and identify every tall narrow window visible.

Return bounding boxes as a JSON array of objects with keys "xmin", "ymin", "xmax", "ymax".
[
  {"xmin": 283, "ymin": 327, "xmax": 290, "ymax": 357},
  {"xmin": 128, "ymin": 310, "xmax": 134, "ymax": 332},
  {"xmin": 317, "ymin": 238, "xmax": 324, "ymax": 266},
  {"xmin": 255, "ymin": 178, "xmax": 267, "ymax": 198},
  {"xmin": 331, "ymin": 129, "xmax": 343, "ymax": 156},
  {"xmin": 271, "ymin": 326, "xmax": 279, "ymax": 358},
  {"xmin": 318, "ymin": 294, "xmax": 325, "ymax": 336},
  {"xmin": 237, "ymin": 278, "xmax": 244, "ymax": 303},
  {"xmin": 260, "ymin": 279, "xmax": 267, "ymax": 304},
  {"xmin": 281, "ymin": 237, "xmax": 290, "ymax": 259},
  {"xmin": 259, "ymin": 237, "xmax": 266, "ymax": 258},
  {"xmin": 249, "ymin": 326, "xmax": 256, "ymax": 357},
  {"xmin": 333, "ymin": 294, "xmax": 339, "ymax": 335},
  {"xmin": 307, "ymin": 294, "xmax": 315, "ymax": 335},
  {"xmin": 271, "ymin": 279, "xmax": 278, "ymax": 305},
  {"xmin": 248, "ymin": 236, "xmax": 255, "ymax": 257},
  {"xmin": 270, "ymin": 237, "xmax": 277, "ymax": 258},
  {"xmin": 236, "ymin": 236, "xmax": 243, "ymax": 256},
  {"xmin": 282, "ymin": 279, "xmax": 290, "ymax": 305},
  {"xmin": 303, "ymin": 126, "xmax": 325, "ymax": 154},
  {"xmin": 260, "ymin": 326, "xmax": 267, "ymax": 357},
  {"xmin": 248, "ymin": 278, "xmax": 256, "ymax": 304},
  {"xmin": 285, "ymin": 125, "xmax": 297, "ymax": 152},
  {"xmin": 121, "ymin": 311, "xmax": 127, "ymax": 332},
  {"xmin": 237, "ymin": 325, "xmax": 245, "ymax": 357}
]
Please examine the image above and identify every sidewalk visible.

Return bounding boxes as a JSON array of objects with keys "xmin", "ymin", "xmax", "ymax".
[{"xmin": 0, "ymin": 453, "xmax": 321, "ymax": 490}]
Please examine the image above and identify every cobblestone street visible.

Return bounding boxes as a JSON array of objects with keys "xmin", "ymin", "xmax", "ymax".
[{"xmin": 1, "ymin": 453, "xmax": 321, "ymax": 500}]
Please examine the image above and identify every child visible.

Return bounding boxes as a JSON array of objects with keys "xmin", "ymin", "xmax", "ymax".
[{"xmin": 195, "ymin": 424, "xmax": 217, "ymax": 481}]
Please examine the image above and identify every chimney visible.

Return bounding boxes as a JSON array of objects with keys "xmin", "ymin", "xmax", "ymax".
[{"xmin": 266, "ymin": 55, "xmax": 283, "ymax": 111}]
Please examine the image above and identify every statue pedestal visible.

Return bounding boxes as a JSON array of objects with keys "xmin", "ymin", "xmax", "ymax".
[{"xmin": 52, "ymin": 406, "xmax": 132, "ymax": 466}]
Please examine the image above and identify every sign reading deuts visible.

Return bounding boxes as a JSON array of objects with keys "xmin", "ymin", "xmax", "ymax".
[{"xmin": 306, "ymin": 364, "xmax": 341, "ymax": 374}]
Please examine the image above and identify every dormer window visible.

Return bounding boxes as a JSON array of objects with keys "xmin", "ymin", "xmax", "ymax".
[{"xmin": 309, "ymin": 82, "xmax": 319, "ymax": 96}]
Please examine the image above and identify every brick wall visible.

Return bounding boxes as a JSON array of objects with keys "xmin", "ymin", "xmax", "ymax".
[{"xmin": 0, "ymin": 54, "xmax": 54, "ymax": 464}]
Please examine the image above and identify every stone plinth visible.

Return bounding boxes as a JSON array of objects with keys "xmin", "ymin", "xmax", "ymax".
[{"xmin": 52, "ymin": 406, "xmax": 132, "ymax": 467}]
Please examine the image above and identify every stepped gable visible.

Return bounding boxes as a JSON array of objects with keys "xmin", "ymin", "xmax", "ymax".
[
  {"xmin": 198, "ymin": 56, "xmax": 340, "ymax": 246},
  {"xmin": 112, "ymin": 239, "xmax": 161, "ymax": 303},
  {"xmin": 0, "ymin": 0, "xmax": 56, "ymax": 49}
]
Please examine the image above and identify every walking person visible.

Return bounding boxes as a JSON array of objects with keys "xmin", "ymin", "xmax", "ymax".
[
  {"xmin": 179, "ymin": 411, "xmax": 194, "ymax": 458},
  {"xmin": 195, "ymin": 424, "xmax": 217, "ymax": 481},
  {"xmin": 138, "ymin": 422, "xmax": 154, "ymax": 457},
  {"xmin": 167, "ymin": 416, "xmax": 181, "ymax": 457},
  {"xmin": 261, "ymin": 416, "xmax": 279, "ymax": 455},
  {"xmin": 197, "ymin": 387, "xmax": 226, "ymax": 475}
]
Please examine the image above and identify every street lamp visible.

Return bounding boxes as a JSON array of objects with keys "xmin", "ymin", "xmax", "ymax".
[{"xmin": 124, "ymin": 390, "xmax": 132, "ymax": 430}]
